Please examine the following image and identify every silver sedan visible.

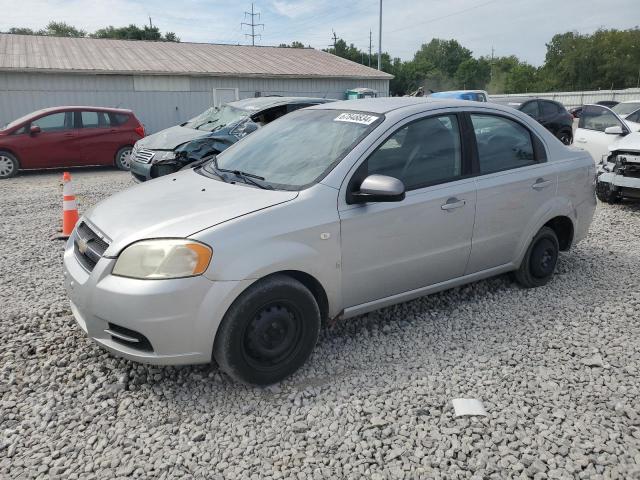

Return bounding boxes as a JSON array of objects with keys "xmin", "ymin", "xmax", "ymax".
[{"xmin": 63, "ymin": 98, "xmax": 596, "ymax": 385}]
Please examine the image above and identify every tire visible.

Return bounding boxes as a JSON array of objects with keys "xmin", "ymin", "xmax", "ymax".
[
  {"xmin": 557, "ymin": 130, "xmax": 573, "ymax": 145},
  {"xmin": 213, "ymin": 274, "xmax": 321, "ymax": 385},
  {"xmin": 114, "ymin": 146, "xmax": 133, "ymax": 171},
  {"xmin": 514, "ymin": 226, "xmax": 560, "ymax": 288},
  {"xmin": 0, "ymin": 151, "xmax": 19, "ymax": 179},
  {"xmin": 595, "ymin": 179, "xmax": 620, "ymax": 204}
]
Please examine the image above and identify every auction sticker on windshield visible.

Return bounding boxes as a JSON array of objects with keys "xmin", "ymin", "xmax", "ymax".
[{"xmin": 334, "ymin": 112, "xmax": 379, "ymax": 125}]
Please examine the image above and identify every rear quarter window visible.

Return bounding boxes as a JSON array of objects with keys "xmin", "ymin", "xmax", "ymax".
[{"xmin": 109, "ymin": 113, "xmax": 130, "ymax": 126}]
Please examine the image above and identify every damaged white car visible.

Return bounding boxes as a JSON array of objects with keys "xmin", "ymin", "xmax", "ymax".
[{"xmin": 596, "ymin": 131, "xmax": 640, "ymax": 203}]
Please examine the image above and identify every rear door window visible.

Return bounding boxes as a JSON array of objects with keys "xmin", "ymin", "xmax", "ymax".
[
  {"xmin": 33, "ymin": 112, "xmax": 72, "ymax": 132},
  {"xmin": 81, "ymin": 111, "xmax": 99, "ymax": 128},
  {"xmin": 540, "ymin": 101, "xmax": 559, "ymax": 117},
  {"xmin": 470, "ymin": 114, "xmax": 536, "ymax": 174}
]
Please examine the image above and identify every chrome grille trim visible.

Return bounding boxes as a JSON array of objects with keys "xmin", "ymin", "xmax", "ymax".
[
  {"xmin": 74, "ymin": 222, "xmax": 110, "ymax": 272},
  {"xmin": 133, "ymin": 148, "xmax": 155, "ymax": 164}
]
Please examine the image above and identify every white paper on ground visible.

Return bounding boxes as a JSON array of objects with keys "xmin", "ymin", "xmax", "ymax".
[{"xmin": 452, "ymin": 398, "xmax": 488, "ymax": 417}]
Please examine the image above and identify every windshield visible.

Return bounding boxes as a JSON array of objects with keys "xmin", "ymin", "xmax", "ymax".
[
  {"xmin": 204, "ymin": 109, "xmax": 380, "ymax": 189},
  {"xmin": 1, "ymin": 111, "xmax": 41, "ymax": 130},
  {"xmin": 182, "ymin": 105, "xmax": 249, "ymax": 131},
  {"xmin": 612, "ymin": 102, "xmax": 640, "ymax": 116}
]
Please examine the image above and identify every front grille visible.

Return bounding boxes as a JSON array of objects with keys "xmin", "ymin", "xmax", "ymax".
[
  {"xmin": 133, "ymin": 147, "xmax": 155, "ymax": 164},
  {"xmin": 107, "ymin": 323, "xmax": 154, "ymax": 352},
  {"xmin": 74, "ymin": 222, "xmax": 109, "ymax": 272}
]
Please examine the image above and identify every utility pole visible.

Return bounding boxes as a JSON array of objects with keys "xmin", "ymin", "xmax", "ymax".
[
  {"xmin": 490, "ymin": 46, "xmax": 495, "ymax": 82},
  {"xmin": 369, "ymin": 30, "xmax": 372, "ymax": 68},
  {"xmin": 242, "ymin": 3, "xmax": 264, "ymax": 46},
  {"xmin": 377, "ymin": 0, "xmax": 382, "ymax": 70},
  {"xmin": 330, "ymin": 30, "xmax": 338, "ymax": 50},
  {"xmin": 148, "ymin": 17, "xmax": 153, "ymax": 28}
]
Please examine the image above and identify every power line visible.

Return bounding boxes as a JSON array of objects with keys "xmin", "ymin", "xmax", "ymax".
[
  {"xmin": 386, "ymin": 0, "xmax": 501, "ymax": 35},
  {"xmin": 241, "ymin": 3, "xmax": 264, "ymax": 46}
]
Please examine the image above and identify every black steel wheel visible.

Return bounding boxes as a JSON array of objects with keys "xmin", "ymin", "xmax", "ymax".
[
  {"xmin": 214, "ymin": 274, "xmax": 320, "ymax": 385},
  {"xmin": 514, "ymin": 226, "xmax": 560, "ymax": 288}
]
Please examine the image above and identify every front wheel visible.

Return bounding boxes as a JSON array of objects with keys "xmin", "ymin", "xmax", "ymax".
[
  {"xmin": 514, "ymin": 226, "xmax": 559, "ymax": 288},
  {"xmin": 213, "ymin": 274, "xmax": 321, "ymax": 385},
  {"xmin": 596, "ymin": 179, "xmax": 620, "ymax": 204},
  {"xmin": 0, "ymin": 151, "xmax": 19, "ymax": 179},
  {"xmin": 115, "ymin": 146, "xmax": 133, "ymax": 171}
]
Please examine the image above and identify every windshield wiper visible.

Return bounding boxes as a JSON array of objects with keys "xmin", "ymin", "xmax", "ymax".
[{"xmin": 213, "ymin": 158, "xmax": 273, "ymax": 189}]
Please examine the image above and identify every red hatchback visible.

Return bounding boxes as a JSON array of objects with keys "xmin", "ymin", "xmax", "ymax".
[{"xmin": 0, "ymin": 106, "xmax": 145, "ymax": 179}]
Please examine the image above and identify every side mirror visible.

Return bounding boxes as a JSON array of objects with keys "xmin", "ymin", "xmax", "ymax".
[
  {"xmin": 605, "ymin": 125, "xmax": 625, "ymax": 135},
  {"xmin": 351, "ymin": 174, "xmax": 405, "ymax": 203},
  {"xmin": 30, "ymin": 125, "xmax": 41, "ymax": 135}
]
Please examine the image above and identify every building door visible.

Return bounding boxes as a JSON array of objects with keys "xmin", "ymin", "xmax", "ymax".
[{"xmin": 213, "ymin": 88, "xmax": 239, "ymax": 107}]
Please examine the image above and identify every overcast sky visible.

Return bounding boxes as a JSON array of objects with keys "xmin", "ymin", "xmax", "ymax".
[{"xmin": 1, "ymin": 0, "xmax": 638, "ymax": 65}]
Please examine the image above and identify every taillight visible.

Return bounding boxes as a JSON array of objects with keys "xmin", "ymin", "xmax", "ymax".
[{"xmin": 135, "ymin": 125, "xmax": 145, "ymax": 137}]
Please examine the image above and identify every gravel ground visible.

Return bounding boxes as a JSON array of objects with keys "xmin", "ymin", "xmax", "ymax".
[{"xmin": 1, "ymin": 168, "xmax": 640, "ymax": 480}]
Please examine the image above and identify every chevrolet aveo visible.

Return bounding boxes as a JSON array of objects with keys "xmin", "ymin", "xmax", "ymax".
[{"xmin": 64, "ymin": 98, "xmax": 596, "ymax": 385}]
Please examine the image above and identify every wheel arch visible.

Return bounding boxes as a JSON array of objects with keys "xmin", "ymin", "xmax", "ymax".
[{"xmin": 544, "ymin": 215, "xmax": 574, "ymax": 251}]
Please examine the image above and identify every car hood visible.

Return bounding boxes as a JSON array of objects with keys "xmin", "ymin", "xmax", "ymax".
[
  {"xmin": 84, "ymin": 170, "xmax": 298, "ymax": 256},
  {"xmin": 137, "ymin": 125, "xmax": 211, "ymax": 150},
  {"xmin": 609, "ymin": 131, "xmax": 640, "ymax": 153}
]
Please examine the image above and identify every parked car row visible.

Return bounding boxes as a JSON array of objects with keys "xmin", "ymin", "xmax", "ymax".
[
  {"xmin": 63, "ymin": 98, "xmax": 596, "ymax": 385},
  {"xmin": 0, "ymin": 107, "xmax": 144, "ymax": 179}
]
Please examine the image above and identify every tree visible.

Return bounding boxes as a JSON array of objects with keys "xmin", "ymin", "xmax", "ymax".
[
  {"xmin": 39, "ymin": 21, "xmax": 86, "ymax": 37},
  {"xmin": 278, "ymin": 41, "xmax": 306, "ymax": 48}
]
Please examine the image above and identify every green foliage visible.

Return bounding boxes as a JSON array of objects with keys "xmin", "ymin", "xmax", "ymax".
[
  {"xmin": 278, "ymin": 41, "xmax": 306, "ymax": 48},
  {"xmin": 326, "ymin": 28, "xmax": 640, "ymax": 95},
  {"xmin": 91, "ymin": 25, "xmax": 179, "ymax": 42},
  {"xmin": 5, "ymin": 22, "xmax": 179, "ymax": 42}
]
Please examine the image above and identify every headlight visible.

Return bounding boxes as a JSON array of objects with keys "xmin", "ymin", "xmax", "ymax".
[
  {"xmin": 112, "ymin": 239, "xmax": 212, "ymax": 279},
  {"xmin": 151, "ymin": 150, "xmax": 176, "ymax": 164}
]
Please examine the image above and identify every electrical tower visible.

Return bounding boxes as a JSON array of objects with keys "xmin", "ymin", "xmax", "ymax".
[{"xmin": 242, "ymin": 3, "xmax": 264, "ymax": 46}]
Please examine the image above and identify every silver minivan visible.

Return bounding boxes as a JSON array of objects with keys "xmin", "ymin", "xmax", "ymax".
[{"xmin": 63, "ymin": 98, "xmax": 596, "ymax": 385}]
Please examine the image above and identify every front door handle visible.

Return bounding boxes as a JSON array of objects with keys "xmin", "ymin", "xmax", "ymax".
[
  {"xmin": 63, "ymin": 133, "xmax": 74, "ymax": 137},
  {"xmin": 441, "ymin": 198, "xmax": 466, "ymax": 211},
  {"xmin": 532, "ymin": 178, "xmax": 553, "ymax": 190},
  {"xmin": 575, "ymin": 138, "xmax": 587, "ymax": 143}
]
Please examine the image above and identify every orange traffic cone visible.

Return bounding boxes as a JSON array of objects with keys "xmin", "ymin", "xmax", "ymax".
[{"xmin": 54, "ymin": 172, "xmax": 79, "ymax": 240}]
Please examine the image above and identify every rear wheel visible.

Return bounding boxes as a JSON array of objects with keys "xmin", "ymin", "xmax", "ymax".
[
  {"xmin": 596, "ymin": 178, "xmax": 620, "ymax": 204},
  {"xmin": 558, "ymin": 130, "xmax": 573, "ymax": 145},
  {"xmin": 213, "ymin": 274, "xmax": 321, "ymax": 385},
  {"xmin": 115, "ymin": 146, "xmax": 133, "ymax": 171},
  {"xmin": 515, "ymin": 226, "xmax": 559, "ymax": 288},
  {"xmin": 0, "ymin": 151, "xmax": 19, "ymax": 179}
]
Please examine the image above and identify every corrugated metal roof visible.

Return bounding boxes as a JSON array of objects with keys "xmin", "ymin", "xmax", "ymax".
[{"xmin": 0, "ymin": 34, "xmax": 393, "ymax": 80}]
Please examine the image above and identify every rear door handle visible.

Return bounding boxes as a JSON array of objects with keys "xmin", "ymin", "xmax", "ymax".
[
  {"xmin": 441, "ymin": 198, "xmax": 466, "ymax": 211},
  {"xmin": 63, "ymin": 132, "xmax": 74, "ymax": 137},
  {"xmin": 532, "ymin": 179, "xmax": 553, "ymax": 190},
  {"xmin": 575, "ymin": 138, "xmax": 586, "ymax": 143}
]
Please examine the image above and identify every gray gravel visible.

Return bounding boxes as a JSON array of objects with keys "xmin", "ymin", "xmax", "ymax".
[{"xmin": 2, "ymin": 168, "xmax": 640, "ymax": 479}]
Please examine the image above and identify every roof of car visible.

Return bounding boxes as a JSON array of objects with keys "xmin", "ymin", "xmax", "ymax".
[
  {"xmin": 228, "ymin": 96, "xmax": 332, "ymax": 111},
  {"xmin": 26, "ymin": 106, "xmax": 133, "ymax": 116},
  {"xmin": 310, "ymin": 97, "xmax": 502, "ymax": 114}
]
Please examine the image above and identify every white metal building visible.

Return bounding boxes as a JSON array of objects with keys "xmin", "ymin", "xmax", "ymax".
[{"xmin": 0, "ymin": 34, "xmax": 392, "ymax": 133}]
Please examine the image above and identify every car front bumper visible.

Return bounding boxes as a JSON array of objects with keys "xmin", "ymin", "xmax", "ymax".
[
  {"xmin": 63, "ymin": 236, "xmax": 253, "ymax": 365},
  {"xmin": 129, "ymin": 158, "xmax": 153, "ymax": 183}
]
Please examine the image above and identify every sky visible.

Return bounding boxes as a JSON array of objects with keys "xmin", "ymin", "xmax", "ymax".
[{"xmin": 1, "ymin": 0, "xmax": 639, "ymax": 66}]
